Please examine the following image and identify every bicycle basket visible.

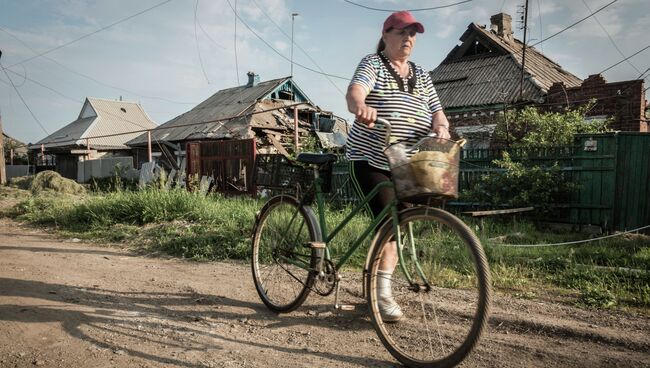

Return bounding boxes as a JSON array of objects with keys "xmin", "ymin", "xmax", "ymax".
[
  {"xmin": 254, "ymin": 154, "xmax": 332, "ymax": 193},
  {"xmin": 384, "ymin": 137, "xmax": 466, "ymax": 204}
]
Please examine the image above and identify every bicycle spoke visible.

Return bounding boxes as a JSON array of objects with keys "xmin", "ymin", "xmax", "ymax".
[
  {"xmin": 252, "ymin": 195, "xmax": 318, "ymax": 313},
  {"xmin": 368, "ymin": 207, "xmax": 491, "ymax": 367}
]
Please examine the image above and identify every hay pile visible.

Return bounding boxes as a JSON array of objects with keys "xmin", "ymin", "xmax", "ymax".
[{"xmin": 30, "ymin": 171, "xmax": 86, "ymax": 195}]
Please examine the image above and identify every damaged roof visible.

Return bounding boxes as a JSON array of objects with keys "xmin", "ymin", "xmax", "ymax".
[
  {"xmin": 430, "ymin": 19, "xmax": 582, "ymax": 110},
  {"xmin": 126, "ymin": 76, "xmax": 313, "ymax": 146}
]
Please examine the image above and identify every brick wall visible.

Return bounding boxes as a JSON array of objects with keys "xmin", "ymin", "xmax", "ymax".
[{"xmin": 541, "ymin": 74, "xmax": 647, "ymax": 132}]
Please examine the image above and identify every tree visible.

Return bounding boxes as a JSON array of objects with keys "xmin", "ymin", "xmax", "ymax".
[
  {"xmin": 492, "ymin": 100, "xmax": 610, "ymax": 148},
  {"xmin": 462, "ymin": 102, "xmax": 611, "ymax": 210}
]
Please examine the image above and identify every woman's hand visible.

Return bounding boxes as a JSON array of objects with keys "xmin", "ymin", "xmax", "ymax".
[
  {"xmin": 431, "ymin": 110, "xmax": 451, "ymax": 139},
  {"xmin": 346, "ymin": 84, "xmax": 377, "ymax": 127},
  {"xmin": 353, "ymin": 104, "xmax": 378, "ymax": 128},
  {"xmin": 433, "ymin": 125, "xmax": 451, "ymax": 139}
]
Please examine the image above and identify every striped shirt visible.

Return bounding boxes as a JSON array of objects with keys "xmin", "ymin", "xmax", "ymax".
[{"xmin": 346, "ymin": 53, "xmax": 443, "ymax": 170}]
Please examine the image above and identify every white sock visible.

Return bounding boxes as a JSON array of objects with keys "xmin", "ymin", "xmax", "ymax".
[{"xmin": 377, "ymin": 270, "xmax": 393, "ymax": 300}]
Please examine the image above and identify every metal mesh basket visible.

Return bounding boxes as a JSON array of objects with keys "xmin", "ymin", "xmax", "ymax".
[
  {"xmin": 254, "ymin": 154, "xmax": 332, "ymax": 193},
  {"xmin": 384, "ymin": 137, "xmax": 465, "ymax": 204}
]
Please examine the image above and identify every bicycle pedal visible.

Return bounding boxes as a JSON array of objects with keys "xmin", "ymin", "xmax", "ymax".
[{"xmin": 336, "ymin": 304, "xmax": 355, "ymax": 311}]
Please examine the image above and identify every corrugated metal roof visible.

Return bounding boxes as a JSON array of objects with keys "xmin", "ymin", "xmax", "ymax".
[
  {"xmin": 430, "ymin": 23, "xmax": 582, "ymax": 110},
  {"xmin": 31, "ymin": 97, "xmax": 157, "ymax": 150},
  {"xmin": 127, "ymin": 77, "xmax": 311, "ymax": 145}
]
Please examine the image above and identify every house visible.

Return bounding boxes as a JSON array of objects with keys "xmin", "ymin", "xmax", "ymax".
[
  {"xmin": 542, "ymin": 74, "xmax": 647, "ymax": 132},
  {"xmin": 126, "ymin": 72, "xmax": 348, "ymax": 195},
  {"xmin": 430, "ymin": 13, "xmax": 582, "ymax": 148},
  {"xmin": 28, "ymin": 97, "xmax": 157, "ymax": 181},
  {"xmin": 3, "ymin": 133, "xmax": 28, "ymax": 164},
  {"xmin": 430, "ymin": 13, "xmax": 648, "ymax": 148}
]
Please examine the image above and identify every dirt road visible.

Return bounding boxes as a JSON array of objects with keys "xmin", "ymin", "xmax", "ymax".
[{"xmin": 1, "ymin": 218, "xmax": 649, "ymax": 368}]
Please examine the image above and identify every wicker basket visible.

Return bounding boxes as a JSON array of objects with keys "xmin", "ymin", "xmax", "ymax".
[{"xmin": 384, "ymin": 137, "xmax": 465, "ymax": 203}]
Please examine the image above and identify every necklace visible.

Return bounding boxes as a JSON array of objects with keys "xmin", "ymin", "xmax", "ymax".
[{"xmin": 381, "ymin": 52, "xmax": 411, "ymax": 79}]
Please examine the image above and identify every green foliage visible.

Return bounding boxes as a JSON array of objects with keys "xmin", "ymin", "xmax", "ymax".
[
  {"xmin": 8, "ymin": 186, "xmax": 650, "ymax": 311},
  {"xmin": 462, "ymin": 104, "xmax": 610, "ymax": 209},
  {"xmin": 90, "ymin": 165, "xmax": 138, "ymax": 192},
  {"xmin": 493, "ymin": 101, "xmax": 610, "ymax": 148},
  {"xmin": 462, "ymin": 152, "xmax": 577, "ymax": 210}
]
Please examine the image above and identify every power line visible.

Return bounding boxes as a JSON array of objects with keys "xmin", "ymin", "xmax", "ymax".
[
  {"xmin": 0, "ymin": 61, "xmax": 49, "ymax": 135},
  {"xmin": 529, "ymin": 0, "xmax": 618, "ymax": 47},
  {"xmin": 224, "ymin": 0, "xmax": 349, "ymax": 81},
  {"xmin": 343, "ymin": 0, "xmax": 473, "ymax": 12},
  {"xmin": 535, "ymin": 0, "xmax": 543, "ymax": 53},
  {"xmin": 195, "ymin": 11, "xmax": 227, "ymax": 50},
  {"xmin": 0, "ymin": 25, "xmax": 195, "ymax": 106},
  {"xmin": 233, "ymin": 0, "xmax": 240, "ymax": 85},
  {"xmin": 4, "ymin": 68, "xmax": 79, "ymax": 103},
  {"xmin": 599, "ymin": 44, "xmax": 650, "ymax": 74},
  {"xmin": 249, "ymin": 0, "xmax": 346, "ymax": 96},
  {"xmin": 7, "ymin": 0, "xmax": 175, "ymax": 68},
  {"xmin": 580, "ymin": 0, "xmax": 644, "ymax": 78},
  {"xmin": 194, "ymin": 0, "xmax": 210, "ymax": 84}
]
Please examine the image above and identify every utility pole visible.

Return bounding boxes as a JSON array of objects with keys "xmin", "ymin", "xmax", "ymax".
[
  {"xmin": 291, "ymin": 13, "xmax": 299, "ymax": 77},
  {"xmin": 0, "ymin": 50, "xmax": 6, "ymax": 185},
  {"xmin": 519, "ymin": 0, "xmax": 529, "ymax": 101}
]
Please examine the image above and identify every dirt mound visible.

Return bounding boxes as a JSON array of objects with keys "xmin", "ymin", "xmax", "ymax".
[{"xmin": 30, "ymin": 171, "xmax": 86, "ymax": 195}]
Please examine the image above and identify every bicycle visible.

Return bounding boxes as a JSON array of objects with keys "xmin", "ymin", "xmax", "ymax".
[{"xmin": 251, "ymin": 119, "xmax": 491, "ymax": 368}]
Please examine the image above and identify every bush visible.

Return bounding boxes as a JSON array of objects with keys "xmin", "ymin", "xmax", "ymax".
[
  {"xmin": 461, "ymin": 103, "xmax": 610, "ymax": 209},
  {"xmin": 462, "ymin": 152, "xmax": 577, "ymax": 211}
]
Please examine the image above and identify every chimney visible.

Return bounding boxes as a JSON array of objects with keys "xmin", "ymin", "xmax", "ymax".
[
  {"xmin": 490, "ymin": 13, "xmax": 513, "ymax": 42},
  {"xmin": 246, "ymin": 71, "xmax": 260, "ymax": 87}
]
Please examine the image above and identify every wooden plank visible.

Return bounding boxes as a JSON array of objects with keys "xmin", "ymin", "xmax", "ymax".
[{"xmin": 462, "ymin": 207, "xmax": 534, "ymax": 217}]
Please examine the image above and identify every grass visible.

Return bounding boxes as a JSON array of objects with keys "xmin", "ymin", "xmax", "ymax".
[{"xmin": 2, "ymin": 185, "xmax": 649, "ymax": 312}]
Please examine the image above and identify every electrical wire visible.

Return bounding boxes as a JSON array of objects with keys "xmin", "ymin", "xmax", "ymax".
[
  {"xmin": 343, "ymin": 0, "xmax": 473, "ymax": 12},
  {"xmin": 529, "ymin": 0, "xmax": 618, "ymax": 47},
  {"xmin": 194, "ymin": 0, "xmax": 211, "ymax": 84},
  {"xmin": 494, "ymin": 224, "xmax": 650, "ymax": 247},
  {"xmin": 195, "ymin": 12, "xmax": 227, "ymax": 50},
  {"xmin": 580, "ymin": 0, "xmax": 644, "ymax": 79},
  {"xmin": 7, "ymin": 0, "xmax": 175, "ymax": 68},
  {"xmin": 224, "ymin": 0, "xmax": 349, "ymax": 81},
  {"xmin": 0, "ymin": 61, "xmax": 49, "ymax": 135},
  {"xmin": 234, "ymin": 0, "xmax": 240, "ymax": 85},
  {"xmin": 249, "ymin": 0, "xmax": 346, "ymax": 96},
  {"xmin": 535, "ymin": 0, "xmax": 543, "ymax": 53},
  {"xmin": 0, "ymin": 25, "xmax": 195, "ymax": 106},
  {"xmin": 599, "ymin": 44, "xmax": 650, "ymax": 74},
  {"xmin": 4, "ymin": 68, "xmax": 79, "ymax": 103}
]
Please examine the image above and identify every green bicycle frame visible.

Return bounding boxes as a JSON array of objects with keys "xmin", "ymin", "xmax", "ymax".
[{"xmin": 299, "ymin": 165, "xmax": 424, "ymax": 286}]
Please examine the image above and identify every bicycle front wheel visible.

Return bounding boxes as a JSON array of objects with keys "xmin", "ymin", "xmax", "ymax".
[
  {"xmin": 251, "ymin": 195, "xmax": 320, "ymax": 313},
  {"xmin": 367, "ymin": 207, "xmax": 491, "ymax": 368}
]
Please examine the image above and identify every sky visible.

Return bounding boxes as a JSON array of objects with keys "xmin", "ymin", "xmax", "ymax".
[{"xmin": 1, "ymin": 0, "xmax": 649, "ymax": 145}]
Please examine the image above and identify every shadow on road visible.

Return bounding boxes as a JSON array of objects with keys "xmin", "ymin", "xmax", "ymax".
[{"xmin": 0, "ymin": 277, "xmax": 391, "ymax": 367}]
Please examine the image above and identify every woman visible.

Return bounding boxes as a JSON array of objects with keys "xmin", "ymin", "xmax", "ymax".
[{"xmin": 345, "ymin": 11, "xmax": 451, "ymax": 322}]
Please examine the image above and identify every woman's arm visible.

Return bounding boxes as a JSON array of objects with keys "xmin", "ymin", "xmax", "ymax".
[
  {"xmin": 346, "ymin": 84, "xmax": 377, "ymax": 127},
  {"xmin": 431, "ymin": 110, "xmax": 451, "ymax": 139}
]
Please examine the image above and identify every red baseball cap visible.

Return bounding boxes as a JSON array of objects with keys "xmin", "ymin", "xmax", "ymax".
[{"xmin": 383, "ymin": 11, "xmax": 425, "ymax": 33}]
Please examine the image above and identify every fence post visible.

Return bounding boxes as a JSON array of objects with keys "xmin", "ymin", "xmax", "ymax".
[{"xmin": 294, "ymin": 107, "xmax": 299, "ymax": 154}]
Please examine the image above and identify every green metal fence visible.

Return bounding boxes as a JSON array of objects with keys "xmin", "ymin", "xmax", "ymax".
[{"xmin": 326, "ymin": 132, "xmax": 650, "ymax": 232}]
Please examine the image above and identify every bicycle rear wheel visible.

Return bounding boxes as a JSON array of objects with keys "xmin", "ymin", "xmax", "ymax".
[
  {"xmin": 367, "ymin": 207, "xmax": 491, "ymax": 368},
  {"xmin": 251, "ymin": 195, "xmax": 320, "ymax": 313}
]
